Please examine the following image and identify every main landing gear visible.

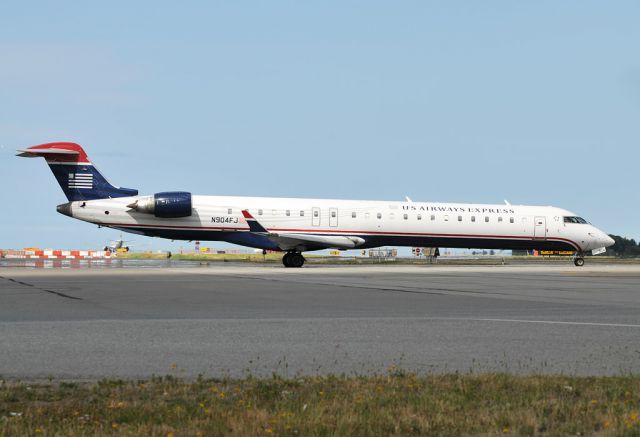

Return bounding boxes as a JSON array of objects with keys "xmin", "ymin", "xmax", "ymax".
[
  {"xmin": 282, "ymin": 251, "xmax": 305, "ymax": 268},
  {"xmin": 573, "ymin": 252, "xmax": 585, "ymax": 267}
]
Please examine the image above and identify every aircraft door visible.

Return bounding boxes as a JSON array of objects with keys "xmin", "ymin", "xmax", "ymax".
[
  {"xmin": 329, "ymin": 208, "xmax": 338, "ymax": 227},
  {"xmin": 312, "ymin": 207, "xmax": 321, "ymax": 226},
  {"xmin": 534, "ymin": 216, "xmax": 546, "ymax": 240}
]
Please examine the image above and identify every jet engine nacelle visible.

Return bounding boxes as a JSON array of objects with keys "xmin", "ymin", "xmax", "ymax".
[{"xmin": 127, "ymin": 192, "xmax": 192, "ymax": 218}]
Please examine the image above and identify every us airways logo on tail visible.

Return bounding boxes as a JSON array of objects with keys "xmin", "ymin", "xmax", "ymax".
[{"xmin": 68, "ymin": 173, "xmax": 93, "ymax": 189}]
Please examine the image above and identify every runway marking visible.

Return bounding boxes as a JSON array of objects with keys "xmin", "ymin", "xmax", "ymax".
[
  {"xmin": 0, "ymin": 276, "xmax": 82, "ymax": 300},
  {"xmin": 465, "ymin": 318, "xmax": 640, "ymax": 328}
]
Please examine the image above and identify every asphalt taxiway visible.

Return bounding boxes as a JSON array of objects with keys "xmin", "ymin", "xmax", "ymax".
[{"xmin": 1, "ymin": 262, "xmax": 639, "ymax": 379}]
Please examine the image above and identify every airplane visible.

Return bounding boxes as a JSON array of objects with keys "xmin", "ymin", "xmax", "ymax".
[
  {"xmin": 18, "ymin": 142, "xmax": 615, "ymax": 267},
  {"xmin": 103, "ymin": 236, "xmax": 135, "ymax": 253}
]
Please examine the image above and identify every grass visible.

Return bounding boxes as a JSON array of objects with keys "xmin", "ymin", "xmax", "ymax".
[
  {"xmin": 118, "ymin": 252, "xmax": 286, "ymax": 262},
  {"xmin": 2, "ymin": 374, "xmax": 640, "ymax": 436}
]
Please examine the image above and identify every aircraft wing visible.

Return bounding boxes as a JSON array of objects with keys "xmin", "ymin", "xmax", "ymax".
[
  {"xmin": 241, "ymin": 210, "xmax": 365, "ymax": 251},
  {"xmin": 265, "ymin": 233, "xmax": 365, "ymax": 251}
]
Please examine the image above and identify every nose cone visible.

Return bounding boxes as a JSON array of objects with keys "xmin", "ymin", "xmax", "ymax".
[
  {"xmin": 604, "ymin": 234, "xmax": 615, "ymax": 248},
  {"xmin": 56, "ymin": 202, "xmax": 72, "ymax": 217}
]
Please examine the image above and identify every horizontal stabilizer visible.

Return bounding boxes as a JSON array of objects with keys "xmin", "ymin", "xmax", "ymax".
[{"xmin": 17, "ymin": 148, "xmax": 80, "ymax": 158}]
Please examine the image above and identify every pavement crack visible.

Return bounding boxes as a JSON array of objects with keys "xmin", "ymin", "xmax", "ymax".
[{"xmin": 0, "ymin": 276, "xmax": 82, "ymax": 300}]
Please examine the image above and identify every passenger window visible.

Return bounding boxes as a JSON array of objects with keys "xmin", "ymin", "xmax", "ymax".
[
  {"xmin": 377, "ymin": 213, "xmax": 382, "ymax": 219},
  {"xmin": 258, "ymin": 209, "xmax": 263, "ymax": 216},
  {"xmin": 300, "ymin": 210, "xmax": 304, "ymax": 217},
  {"xmin": 331, "ymin": 211, "xmax": 336, "ymax": 218},
  {"xmin": 228, "ymin": 208, "xmax": 232, "ymax": 214},
  {"xmin": 417, "ymin": 214, "xmax": 422, "ymax": 220},
  {"xmin": 458, "ymin": 215, "xmax": 462, "ymax": 221},
  {"xmin": 430, "ymin": 215, "xmax": 435, "ymax": 221},
  {"xmin": 471, "ymin": 216, "xmax": 476, "ymax": 222},
  {"xmin": 509, "ymin": 217, "xmax": 514, "ymax": 223},
  {"xmin": 498, "ymin": 217, "xmax": 503, "ymax": 222},
  {"xmin": 403, "ymin": 214, "xmax": 408, "ymax": 220},
  {"xmin": 444, "ymin": 215, "xmax": 449, "ymax": 221},
  {"xmin": 485, "ymin": 216, "xmax": 489, "ymax": 222},
  {"xmin": 314, "ymin": 210, "xmax": 319, "ymax": 217},
  {"xmin": 352, "ymin": 212, "xmax": 357, "ymax": 218},
  {"xmin": 286, "ymin": 210, "xmax": 290, "ymax": 216}
]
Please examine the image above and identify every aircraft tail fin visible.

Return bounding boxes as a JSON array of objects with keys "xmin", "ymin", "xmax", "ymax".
[{"xmin": 17, "ymin": 142, "xmax": 138, "ymax": 201}]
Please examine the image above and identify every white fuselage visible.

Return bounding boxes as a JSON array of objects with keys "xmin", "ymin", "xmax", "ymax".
[{"xmin": 62, "ymin": 195, "xmax": 614, "ymax": 253}]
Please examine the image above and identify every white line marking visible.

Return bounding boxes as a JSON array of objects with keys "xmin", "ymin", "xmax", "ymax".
[{"xmin": 468, "ymin": 318, "xmax": 640, "ymax": 328}]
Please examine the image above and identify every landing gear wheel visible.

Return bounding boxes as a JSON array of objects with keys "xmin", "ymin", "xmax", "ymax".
[
  {"xmin": 574, "ymin": 257, "xmax": 585, "ymax": 267},
  {"xmin": 282, "ymin": 252, "xmax": 305, "ymax": 268},
  {"xmin": 282, "ymin": 253, "xmax": 292, "ymax": 267},
  {"xmin": 290, "ymin": 253, "xmax": 305, "ymax": 268}
]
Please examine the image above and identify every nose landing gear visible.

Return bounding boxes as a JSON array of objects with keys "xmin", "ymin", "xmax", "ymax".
[{"xmin": 283, "ymin": 251, "xmax": 305, "ymax": 268}]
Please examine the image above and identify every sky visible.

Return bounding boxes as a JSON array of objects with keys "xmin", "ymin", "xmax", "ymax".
[{"xmin": 1, "ymin": 1, "xmax": 639, "ymax": 251}]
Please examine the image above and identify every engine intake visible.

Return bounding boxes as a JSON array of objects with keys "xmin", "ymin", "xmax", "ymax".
[{"xmin": 127, "ymin": 192, "xmax": 192, "ymax": 218}]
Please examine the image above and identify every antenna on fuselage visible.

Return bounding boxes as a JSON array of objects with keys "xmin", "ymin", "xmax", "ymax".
[
  {"xmin": 405, "ymin": 196, "xmax": 413, "ymax": 203},
  {"xmin": 504, "ymin": 199, "xmax": 511, "ymax": 206}
]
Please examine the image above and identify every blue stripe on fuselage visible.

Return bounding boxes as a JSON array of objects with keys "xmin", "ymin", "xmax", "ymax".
[{"xmin": 107, "ymin": 226, "xmax": 577, "ymax": 252}]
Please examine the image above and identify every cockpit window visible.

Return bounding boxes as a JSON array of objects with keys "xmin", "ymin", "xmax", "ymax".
[{"xmin": 564, "ymin": 216, "xmax": 588, "ymax": 224}]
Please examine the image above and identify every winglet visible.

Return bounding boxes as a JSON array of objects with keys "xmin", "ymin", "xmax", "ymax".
[{"xmin": 242, "ymin": 210, "xmax": 269, "ymax": 233}]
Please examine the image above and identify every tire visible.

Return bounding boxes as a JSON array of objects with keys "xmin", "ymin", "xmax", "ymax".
[
  {"xmin": 282, "ymin": 253, "xmax": 291, "ymax": 267},
  {"xmin": 290, "ymin": 253, "xmax": 305, "ymax": 268},
  {"xmin": 574, "ymin": 257, "xmax": 585, "ymax": 267}
]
